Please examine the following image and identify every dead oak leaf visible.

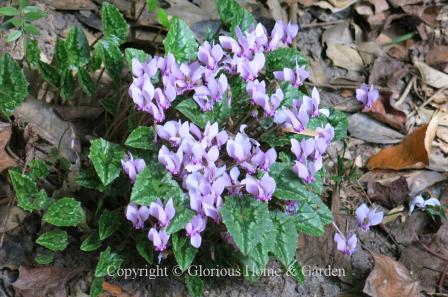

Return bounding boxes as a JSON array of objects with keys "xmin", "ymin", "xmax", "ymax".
[
  {"xmin": 13, "ymin": 266, "xmax": 83, "ymax": 297},
  {"xmin": 363, "ymin": 253, "xmax": 421, "ymax": 297},
  {"xmin": 365, "ymin": 91, "xmax": 407, "ymax": 131}
]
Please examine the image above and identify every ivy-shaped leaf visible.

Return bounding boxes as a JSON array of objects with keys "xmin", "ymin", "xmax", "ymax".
[
  {"xmin": 95, "ymin": 247, "xmax": 123, "ymax": 277},
  {"xmin": 65, "ymin": 25, "xmax": 90, "ymax": 68},
  {"xmin": 60, "ymin": 68, "xmax": 76, "ymax": 100},
  {"xmin": 270, "ymin": 212, "xmax": 297, "ymax": 267},
  {"xmin": 98, "ymin": 209, "xmax": 121, "ymax": 240},
  {"xmin": 265, "ymin": 48, "xmax": 308, "ymax": 75},
  {"xmin": 166, "ymin": 206, "xmax": 194, "ymax": 234},
  {"xmin": 286, "ymin": 259, "xmax": 305, "ymax": 284},
  {"xmin": 35, "ymin": 254, "xmax": 54, "ymax": 265},
  {"xmin": 130, "ymin": 165, "xmax": 185, "ymax": 205},
  {"xmin": 101, "ymin": 2, "xmax": 129, "ymax": 45},
  {"xmin": 38, "ymin": 61, "xmax": 60, "ymax": 88},
  {"xmin": 294, "ymin": 194, "xmax": 332, "ymax": 236},
  {"xmin": 185, "ymin": 274, "xmax": 204, "ymax": 297},
  {"xmin": 125, "ymin": 126, "xmax": 156, "ymax": 150},
  {"xmin": 136, "ymin": 233, "xmax": 153, "ymax": 264},
  {"xmin": 53, "ymin": 38, "xmax": 68, "ymax": 70},
  {"xmin": 80, "ymin": 232, "xmax": 102, "ymax": 252},
  {"xmin": 77, "ymin": 67, "xmax": 96, "ymax": 96},
  {"xmin": 9, "ymin": 170, "xmax": 51, "ymax": 211},
  {"xmin": 96, "ymin": 39, "xmax": 124, "ymax": 82},
  {"xmin": 43, "ymin": 197, "xmax": 85, "ymax": 227},
  {"xmin": 172, "ymin": 233, "xmax": 197, "ymax": 272},
  {"xmin": 175, "ymin": 96, "xmax": 231, "ymax": 129},
  {"xmin": 220, "ymin": 197, "xmax": 272, "ymax": 256},
  {"xmin": 163, "ymin": 17, "xmax": 198, "ymax": 62},
  {"xmin": 0, "ymin": 54, "xmax": 29, "ymax": 116},
  {"xmin": 90, "ymin": 277, "xmax": 104, "ymax": 297},
  {"xmin": 28, "ymin": 159, "xmax": 49, "ymax": 180},
  {"xmin": 25, "ymin": 38, "xmax": 40, "ymax": 68},
  {"xmin": 36, "ymin": 229, "xmax": 68, "ymax": 251},
  {"xmin": 88, "ymin": 138, "xmax": 125, "ymax": 186},
  {"xmin": 216, "ymin": 0, "xmax": 256, "ymax": 33}
]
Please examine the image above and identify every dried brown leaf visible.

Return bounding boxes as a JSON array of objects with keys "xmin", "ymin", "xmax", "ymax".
[
  {"xmin": 364, "ymin": 91, "xmax": 407, "ymax": 131},
  {"xmin": 414, "ymin": 59, "xmax": 448, "ymax": 89},
  {"xmin": 366, "ymin": 176, "xmax": 410, "ymax": 208},
  {"xmin": 326, "ymin": 44, "xmax": 364, "ymax": 71},
  {"xmin": 363, "ymin": 253, "xmax": 421, "ymax": 297},
  {"xmin": 425, "ymin": 46, "xmax": 448, "ymax": 65},
  {"xmin": 0, "ymin": 123, "xmax": 17, "ymax": 174}
]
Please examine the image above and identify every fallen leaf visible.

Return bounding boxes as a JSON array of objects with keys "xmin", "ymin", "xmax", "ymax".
[
  {"xmin": 348, "ymin": 113, "xmax": 405, "ymax": 144},
  {"xmin": 102, "ymin": 281, "xmax": 132, "ymax": 297},
  {"xmin": 308, "ymin": 56, "xmax": 327, "ymax": 85},
  {"xmin": 368, "ymin": 0, "xmax": 389, "ymax": 13},
  {"xmin": 366, "ymin": 176, "xmax": 410, "ymax": 208},
  {"xmin": 322, "ymin": 21, "xmax": 353, "ymax": 46},
  {"xmin": 0, "ymin": 123, "xmax": 17, "ymax": 174},
  {"xmin": 267, "ymin": 0, "xmax": 287, "ymax": 22},
  {"xmin": 367, "ymin": 125, "xmax": 430, "ymax": 170},
  {"xmin": 425, "ymin": 46, "xmax": 448, "ymax": 65},
  {"xmin": 365, "ymin": 91, "xmax": 407, "ymax": 131},
  {"xmin": 363, "ymin": 253, "xmax": 421, "ymax": 297},
  {"xmin": 382, "ymin": 205, "xmax": 405, "ymax": 224},
  {"xmin": 43, "ymin": 0, "xmax": 97, "ymax": 10},
  {"xmin": 0, "ymin": 206, "xmax": 26, "ymax": 233},
  {"xmin": 369, "ymin": 57, "xmax": 410, "ymax": 93},
  {"xmin": 326, "ymin": 44, "xmax": 364, "ymax": 71},
  {"xmin": 401, "ymin": 5, "xmax": 439, "ymax": 27},
  {"xmin": 414, "ymin": 59, "xmax": 448, "ymax": 89},
  {"xmin": 13, "ymin": 266, "xmax": 83, "ymax": 297}
]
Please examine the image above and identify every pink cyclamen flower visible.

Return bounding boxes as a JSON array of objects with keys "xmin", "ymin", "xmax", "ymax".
[
  {"xmin": 156, "ymin": 120, "xmax": 191, "ymax": 147},
  {"xmin": 292, "ymin": 157, "xmax": 322, "ymax": 184},
  {"xmin": 125, "ymin": 203, "xmax": 150, "ymax": 229},
  {"xmin": 243, "ymin": 173, "xmax": 276, "ymax": 202},
  {"xmin": 251, "ymin": 147, "xmax": 277, "ymax": 172},
  {"xmin": 409, "ymin": 195, "xmax": 441, "ymax": 214},
  {"xmin": 149, "ymin": 198, "xmax": 176, "ymax": 228},
  {"xmin": 290, "ymin": 138, "xmax": 315, "ymax": 163},
  {"xmin": 185, "ymin": 214, "xmax": 207, "ymax": 248},
  {"xmin": 198, "ymin": 41, "xmax": 224, "ymax": 70},
  {"xmin": 302, "ymin": 87, "xmax": 320, "ymax": 117},
  {"xmin": 317, "ymin": 123, "xmax": 335, "ymax": 145},
  {"xmin": 355, "ymin": 203, "xmax": 384, "ymax": 231},
  {"xmin": 334, "ymin": 232, "xmax": 357, "ymax": 256},
  {"xmin": 274, "ymin": 65, "xmax": 309, "ymax": 88},
  {"xmin": 121, "ymin": 152, "xmax": 146, "ymax": 183},
  {"xmin": 226, "ymin": 127, "xmax": 253, "ymax": 163},
  {"xmin": 246, "ymin": 79, "xmax": 266, "ymax": 104},
  {"xmin": 237, "ymin": 52, "xmax": 265, "ymax": 81},
  {"xmin": 281, "ymin": 22, "xmax": 299, "ymax": 45},
  {"xmin": 274, "ymin": 99, "xmax": 309, "ymax": 132},
  {"xmin": 268, "ymin": 21, "xmax": 284, "ymax": 51},
  {"xmin": 148, "ymin": 228, "xmax": 170, "ymax": 252},
  {"xmin": 254, "ymin": 88, "xmax": 284, "ymax": 117},
  {"xmin": 285, "ymin": 200, "xmax": 298, "ymax": 215},
  {"xmin": 158, "ymin": 145, "xmax": 183, "ymax": 175},
  {"xmin": 356, "ymin": 83, "xmax": 379, "ymax": 109}
]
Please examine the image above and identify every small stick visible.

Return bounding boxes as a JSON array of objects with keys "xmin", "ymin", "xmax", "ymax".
[
  {"xmin": 300, "ymin": 20, "xmax": 348, "ymax": 29},
  {"xmin": 395, "ymin": 76, "xmax": 415, "ymax": 106}
]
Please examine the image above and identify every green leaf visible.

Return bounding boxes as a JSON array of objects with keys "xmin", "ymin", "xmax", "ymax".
[
  {"xmin": 60, "ymin": 68, "xmax": 76, "ymax": 100},
  {"xmin": 9, "ymin": 170, "xmax": 51, "ymax": 211},
  {"xmin": 286, "ymin": 259, "xmax": 305, "ymax": 284},
  {"xmin": 166, "ymin": 207, "xmax": 194, "ymax": 234},
  {"xmin": 80, "ymin": 232, "xmax": 102, "ymax": 252},
  {"xmin": 185, "ymin": 275, "xmax": 204, "ymax": 297},
  {"xmin": 125, "ymin": 126, "xmax": 155, "ymax": 150},
  {"xmin": 38, "ymin": 61, "xmax": 60, "ymax": 87},
  {"xmin": 172, "ymin": 233, "xmax": 197, "ymax": 272},
  {"xmin": 95, "ymin": 247, "xmax": 123, "ymax": 277},
  {"xmin": 23, "ymin": 6, "xmax": 46, "ymax": 21},
  {"xmin": 130, "ymin": 165, "xmax": 185, "ymax": 205},
  {"xmin": 6, "ymin": 30, "xmax": 21, "ymax": 43},
  {"xmin": 65, "ymin": 25, "xmax": 90, "ymax": 68},
  {"xmin": 97, "ymin": 39, "xmax": 124, "ymax": 82},
  {"xmin": 220, "ymin": 197, "xmax": 272, "ymax": 256},
  {"xmin": 265, "ymin": 48, "xmax": 308, "ymax": 74},
  {"xmin": 23, "ymin": 23, "xmax": 40, "ymax": 35},
  {"xmin": 175, "ymin": 97, "xmax": 231, "ymax": 129},
  {"xmin": 77, "ymin": 67, "xmax": 96, "ymax": 96},
  {"xmin": 163, "ymin": 16, "xmax": 198, "ymax": 62},
  {"xmin": 43, "ymin": 197, "xmax": 85, "ymax": 227},
  {"xmin": 0, "ymin": 6, "xmax": 18, "ymax": 16},
  {"xmin": 0, "ymin": 53, "xmax": 29, "ymax": 116},
  {"xmin": 36, "ymin": 229, "xmax": 68, "ymax": 251},
  {"xmin": 156, "ymin": 8, "xmax": 170, "ymax": 29},
  {"xmin": 35, "ymin": 254, "xmax": 54, "ymax": 265},
  {"xmin": 146, "ymin": 0, "xmax": 158, "ymax": 13},
  {"xmin": 98, "ymin": 210, "xmax": 121, "ymax": 240},
  {"xmin": 54, "ymin": 38, "xmax": 68, "ymax": 69},
  {"xmin": 270, "ymin": 212, "xmax": 297, "ymax": 267},
  {"xmin": 216, "ymin": 0, "xmax": 256, "ymax": 33},
  {"xmin": 136, "ymin": 233, "xmax": 153, "ymax": 264},
  {"xmin": 25, "ymin": 38, "xmax": 40, "ymax": 68},
  {"xmin": 28, "ymin": 159, "xmax": 49, "ymax": 180},
  {"xmin": 328, "ymin": 108, "xmax": 347, "ymax": 141},
  {"xmin": 75, "ymin": 167, "xmax": 105, "ymax": 191},
  {"xmin": 125, "ymin": 48, "xmax": 149, "ymax": 70},
  {"xmin": 101, "ymin": 2, "xmax": 129, "ymax": 44},
  {"xmin": 90, "ymin": 277, "xmax": 104, "ymax": 297},
  {"xmin": 295, "ymin": 194, "xmax": 332, "ymax": 236},
  {"xmin": 88, "ymin": 138, "xmax": 125, "ymax": 186}
]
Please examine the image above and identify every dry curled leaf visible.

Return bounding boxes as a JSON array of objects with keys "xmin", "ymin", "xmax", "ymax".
[
  {"xmin": 366, "ymin": 176, "xmax": 410, "ymax": 208},
  {"xmin": 365, "ymin": 91, "xmax": 407, "ymax": 131},
  {"xmin": 414, "ymin": 59, "xmax": 448, "ymax": 89},
  {"xmin": 363, "ymin": 253, "xmax": 421, "ymax": 297},
  {"xmin": 0, "ymin": 122, "xmax": 17, "ymax": 174},
  {"xmin": 326, "ymin": 44, "xmax": 364, "ymax": 71},
  {"xmin": 367, "ymin": 124, "xmax": 429, "ymax": 170}
]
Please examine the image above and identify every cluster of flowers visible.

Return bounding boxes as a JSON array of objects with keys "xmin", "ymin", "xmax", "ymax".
[
  {"xmin": 124, "ymin": 21, "xmax": 338, "ymax": 254},
  {"xmin": 334, "ymin": 203, "xmax": 384, "ymax": 256}
]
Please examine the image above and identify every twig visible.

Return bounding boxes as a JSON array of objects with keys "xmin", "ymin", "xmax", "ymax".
[
  {"xmin": 438, "ymin": 264, "xmax": 448, "ymax": 293},
  {"xmin": 417, "ymin": 236, "xmax": 448, "ymax": 263},
  {"xmin": 395, "ymin": 76, "xmax": 416, "ymax": 106},
  {"xmin": 408, "ymin": 86, "xmax": 448, "ymax": 118}
]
